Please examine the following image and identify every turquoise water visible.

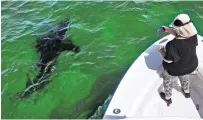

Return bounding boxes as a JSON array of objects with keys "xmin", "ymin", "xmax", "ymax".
[{"xmin": 1, "ymin": 1, "xmax": 203, "ymax": 119}]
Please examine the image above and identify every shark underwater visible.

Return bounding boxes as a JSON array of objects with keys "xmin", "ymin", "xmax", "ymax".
[{"xmin": 19, "ymin": 20, "xmax": 80, "ymax": 98}]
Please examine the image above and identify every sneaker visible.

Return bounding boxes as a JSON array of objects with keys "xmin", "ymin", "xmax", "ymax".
[
  {"xmin": 181, "ymin": 88, "xmax": 190, "ymax": 98},
  {"xmin": 159, "ymin": 92, "xmax": 172, "ymax": 107}
]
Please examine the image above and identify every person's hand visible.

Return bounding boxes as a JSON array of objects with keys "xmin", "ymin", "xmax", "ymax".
[
  {"xmin": 157, "ymin": 26, "xmax": 168, "ymax": 35},
  {"xmin": 157, "ymin": 46, "xmax": 164, "ymax": 52},
  {"xmin": 162, "ymin": 26, "xmax": 176, "ymax": 34},
  {"xmin": 162, "ymin": 26, "xmax": 168, "ymax": 31}
]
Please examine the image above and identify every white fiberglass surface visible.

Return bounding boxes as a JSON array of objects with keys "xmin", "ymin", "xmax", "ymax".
[
  {"xmin": 136, "ymin": 74, "xmax": 201, "ymax": 118},
  {"xmin": 103, "ymin": 35, "xmax": 203, "ymax": 119}
]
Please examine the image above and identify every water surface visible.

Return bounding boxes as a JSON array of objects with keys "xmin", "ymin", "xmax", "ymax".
[{"xmin": 1, "ymin": 1, "xmax": 203, "ymax": 119}]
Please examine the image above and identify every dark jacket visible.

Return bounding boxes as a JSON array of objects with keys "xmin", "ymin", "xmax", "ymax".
[{"xmin": 163, "ymin": 35, "xmax": 198, "ymax": 76}]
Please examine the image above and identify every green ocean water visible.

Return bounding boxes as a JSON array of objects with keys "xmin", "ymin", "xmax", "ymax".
[{"xmin": 1, "ymin": 1, "xmax": 203, "ymax": 119}]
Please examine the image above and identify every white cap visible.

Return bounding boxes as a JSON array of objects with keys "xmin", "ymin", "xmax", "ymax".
[
  {"xmin": 169, "ymin": 14, "xmax": 197, "ymax": 38},
  {"xmin": 169, "ymin": 14, "xmax": 190, "ymax": 27}
]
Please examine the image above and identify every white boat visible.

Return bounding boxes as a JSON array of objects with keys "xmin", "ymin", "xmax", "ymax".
[{"xmin": 103, "ymin": 34, "xmax": 203, "ymax": 120}]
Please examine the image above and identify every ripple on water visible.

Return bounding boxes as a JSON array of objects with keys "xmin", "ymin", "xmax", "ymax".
[{"xmin": 2, "ymin": 1, "xmax": 203, "ymax": 119}]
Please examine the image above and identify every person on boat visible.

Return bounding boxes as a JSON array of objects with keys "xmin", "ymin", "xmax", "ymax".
[{"xmin": 157, "ymin": 13, "xmax": 198, "ymax": 106}]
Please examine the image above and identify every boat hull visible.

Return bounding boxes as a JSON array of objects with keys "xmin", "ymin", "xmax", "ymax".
[{"xmin": 103, "ymin": 34, "xmax": 203, "ymax": 119}]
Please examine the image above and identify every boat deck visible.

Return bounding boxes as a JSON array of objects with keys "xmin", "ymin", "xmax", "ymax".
[
  {"xmin": 138, "ymin": 73, "xmax": 203, "ymax": 118},
  {"xmin": 103, "ymin": 35, "xmax": 203, "ymax": 119},
  {"xmin": 190, "ymin": 73, "xmax": 203, "ymax": 118}
]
